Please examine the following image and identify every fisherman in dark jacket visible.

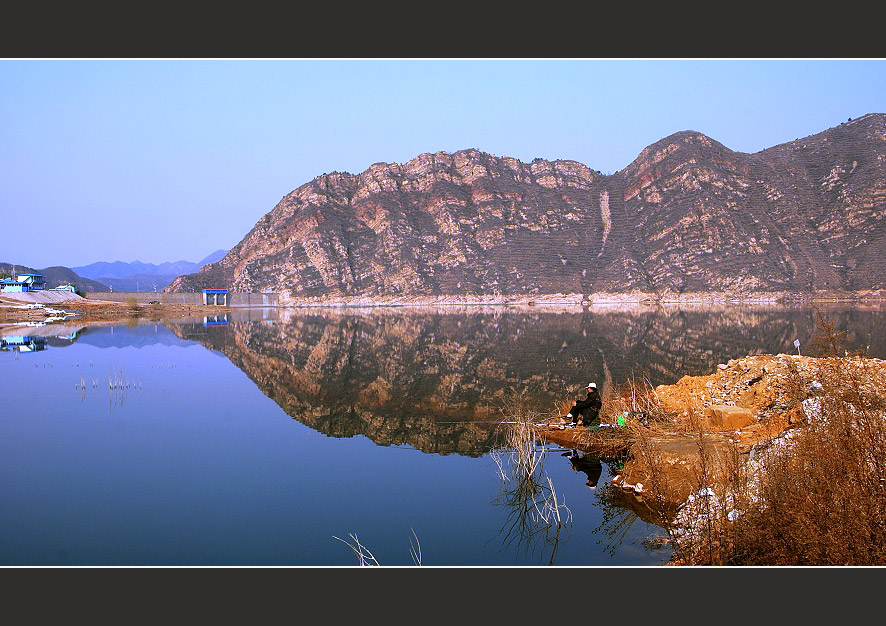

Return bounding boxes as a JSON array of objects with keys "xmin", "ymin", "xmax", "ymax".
[{"xmin": 565, "ymin": 382, "xmax": 602, "ymax": 429}]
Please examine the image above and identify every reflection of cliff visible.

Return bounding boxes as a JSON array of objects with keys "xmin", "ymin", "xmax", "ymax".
[{"xmin": 166, "ymin": 306, "xmax": 886, "ymax": 455}]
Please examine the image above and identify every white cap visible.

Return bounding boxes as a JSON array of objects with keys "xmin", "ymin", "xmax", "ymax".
[{"xmin": 587, "ymin": 382, "xmax": 597, "ymax": 389}]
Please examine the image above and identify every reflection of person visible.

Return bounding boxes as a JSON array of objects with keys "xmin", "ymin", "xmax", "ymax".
[
  {"xmin": 564, "ymin": 382, "xmax": 602, "ymax": 429},
  {"xmin": 565, "ymin": 450, "xmax": 603, "ymax": 488}
]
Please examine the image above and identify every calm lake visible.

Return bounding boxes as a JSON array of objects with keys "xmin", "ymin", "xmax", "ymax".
[{"xmin": 2, "ymin": 303, "xmax": 884, "ymax": 566}]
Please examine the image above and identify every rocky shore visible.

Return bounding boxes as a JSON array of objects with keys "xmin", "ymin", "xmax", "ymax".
[
  {"xmin": 270, "ymin": 289, "xmax": 886, "ymax": 309},
  {"xmin": 545, "ymin": 351, "xmax": 886, "ymax": 489},
  {"xmin": 540, "ymin": 351, "xmax": 886, "ymax": 564}
]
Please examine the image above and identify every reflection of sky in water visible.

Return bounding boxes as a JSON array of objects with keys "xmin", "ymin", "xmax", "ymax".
[{"xmin": 0, "ymin": 322, "xmax": 668, "ymax": 566}]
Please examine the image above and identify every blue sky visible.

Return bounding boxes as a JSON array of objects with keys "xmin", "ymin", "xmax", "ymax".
[{"xmin": 2, "ymin": 58, "xmax": 884, "ymax": 270}]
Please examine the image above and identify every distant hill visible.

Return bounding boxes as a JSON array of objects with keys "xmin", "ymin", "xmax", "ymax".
[
  {"xmin": 39, "ymin": 266, "xmax": 112, "ymax": 292},
  {"xmin": 93, "ymin": 274, "xmax": 171, "ymax": 293},
  {"xmin": 73, "ymin": 249, "xmax": 228, "ymax": 292},
  {"xmin": 1, "ymin": 250, "xmax": 229, "ymax": 294},
  {"xmin": 73, "ymin": 250, "xmax": 228, "ymax": 280},
  {"xmin": 0, "ymin": 262, "xmax": 110, "ymax": 292}
]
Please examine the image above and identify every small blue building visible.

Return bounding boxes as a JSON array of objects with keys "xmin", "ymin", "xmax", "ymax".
[
  {"xmin": 0, "ymin": 273, "xmax": 46, "ymax": 292},
  {"xmin": 202, "ymin": 288, "xmax": 228, "ymax": 306},
  {"xmin": 0, "ymin": 279, "xmax": 24, "ymax": 292}
]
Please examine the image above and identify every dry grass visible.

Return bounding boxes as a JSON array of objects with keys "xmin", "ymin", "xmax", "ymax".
[
  {"xmin": 722, "ymin": 355, "xmax": 886, "ymax": 565},
  {"xmin": 601, "ymin": 374, "xmax": 677, "ymax": 429},
  {"xmin": 584, "ymin": 312, "xmax": 886, "ymax": 565},
  {"xmin": 653, "ymin": 314, "xmax": 886, "ymax": 565},
  {"xmin": 332, "ymin": 527, "xmax": 423, "ymax": 566},
  {"xmin": 332, "ymin": 532, "xmax": 380, "ymax": 566}
]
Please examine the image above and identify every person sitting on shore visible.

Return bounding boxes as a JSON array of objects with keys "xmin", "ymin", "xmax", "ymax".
[{"xmin": 564, "ymin": 382, "xmax": 602, "ymax": 429}]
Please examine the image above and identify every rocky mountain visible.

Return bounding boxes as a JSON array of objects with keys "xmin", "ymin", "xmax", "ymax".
[
  {"xmin": 74, "ymin": 250, "xmax": 228, "ymax": 280},
  {"xmin": 167, "ymin": 114, "xmax": 886, "ymax": 304}
]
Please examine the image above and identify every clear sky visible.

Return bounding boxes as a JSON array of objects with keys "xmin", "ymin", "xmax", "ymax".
[{"xmin": 2, "ymin": 58, "xmax": 884, "ymax": 270}]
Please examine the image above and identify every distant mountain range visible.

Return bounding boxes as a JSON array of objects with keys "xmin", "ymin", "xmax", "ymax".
[
  {"xmin": 72, "ymin": 250, "xmax": 228, "ymax": 292},
  {"xmin": 73, "ymin": 250, "xmax": 228, "ymax": 280},
  {"xmin": 0, "ymin": 263, "xmax": 111, "ymax": 292},
  {"xmin": 1, "ymin": 250, "xmax": 228, "ymax": 293}
]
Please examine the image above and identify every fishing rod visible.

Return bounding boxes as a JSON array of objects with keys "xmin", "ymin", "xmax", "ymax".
[{"xmin": 433, "ymin": 420, "xmax": 549, "ymax": 425}]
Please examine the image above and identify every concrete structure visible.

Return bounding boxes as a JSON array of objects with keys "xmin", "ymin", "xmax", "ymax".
[
  {"xmin": 83, "ymin": 292, "xmax": 279, "ymax": 307},
  {"xmin": 202, "ymin": 289, "xmax": 229, "ymax": 306}
]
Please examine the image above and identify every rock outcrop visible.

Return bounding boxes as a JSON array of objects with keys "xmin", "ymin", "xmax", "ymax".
[
  {"xmin": 607, "ymin": 352, "xmax": 886, "ymax": 507},
  {"xmin": 168, "ymin": 114, "xmax": 886, "ymax": 303}
]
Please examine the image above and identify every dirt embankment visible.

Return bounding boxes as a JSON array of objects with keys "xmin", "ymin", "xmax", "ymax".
[{"xmin": 0, "ymin": 291, "xmax": 230, "ymax": 325}]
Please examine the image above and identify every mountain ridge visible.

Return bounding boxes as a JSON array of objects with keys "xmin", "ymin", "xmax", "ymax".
[
  {"xmin": 73, "ymin": 249, "xmax": 228, "ymax": 280},
  {"xmin": 71, "ymin": 249, "xmax": 229, "ymax": 292},
  {"xmin": 2, "ymin": 250, "xmax": 229, "ymax": 293},
  {"xmin": 162, "ymin": 113, "xmax": 886, "ymax": 303}
]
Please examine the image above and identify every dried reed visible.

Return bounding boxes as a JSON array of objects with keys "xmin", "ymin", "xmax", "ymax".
[
  {"xmin": 332, "ymin": 532, "xmax": 380, "ymax": 566},
  {"xmin": 490, "ymin": 394, "xmax": 572, "ymax": 562}
]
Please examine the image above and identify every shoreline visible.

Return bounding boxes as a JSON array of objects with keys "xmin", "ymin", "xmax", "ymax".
[
  {"xmin": 269, "ymin": 289, "xmax": 886, "ymax": 308},
  {"xmin": 538, "ymin": 351, "xmax": 886, "ymax": 564},
  {"xmin": 0, "ymin": 292, "xmax": 231, "ymax": 328},
  {"xmin": 3, "ymin": 288, "xmax": 886, "ymax": 328}
]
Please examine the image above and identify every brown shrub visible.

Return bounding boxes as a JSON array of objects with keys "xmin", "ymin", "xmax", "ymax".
[
  {"xmin": 677, "ymin": 318, "xmax": 886, "ymax": 565},
  {"xmin": 728, "ymin": 388, "xmax": 886, "ymax": 565}
]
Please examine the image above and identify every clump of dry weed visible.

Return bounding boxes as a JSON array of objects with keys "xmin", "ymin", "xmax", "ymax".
[
  {"xmin": 488, "ymin": 391, "xmax": 575, "ymax": 563},
  {"xmin": 667, "ymin": 314, "xmax": 886, "ymax": 565}
]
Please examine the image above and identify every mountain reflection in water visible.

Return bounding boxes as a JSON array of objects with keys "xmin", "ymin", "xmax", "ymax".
[{"xmin": 163, "ymin": 304, "xmax": 886, "ymax": 457}]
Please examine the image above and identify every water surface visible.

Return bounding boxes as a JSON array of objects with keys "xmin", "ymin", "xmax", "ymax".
[{"xmin": 2, "ymin": 304, "xmax": 882, "ymax": 566}]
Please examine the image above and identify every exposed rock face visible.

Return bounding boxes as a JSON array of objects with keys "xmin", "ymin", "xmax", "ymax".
[{"xmin": 168, "ymin": 114, "xmax": 886, "ymax": 303}]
